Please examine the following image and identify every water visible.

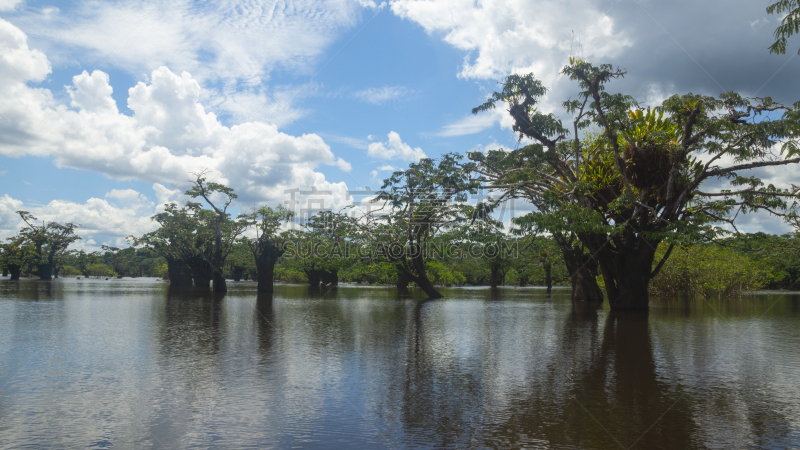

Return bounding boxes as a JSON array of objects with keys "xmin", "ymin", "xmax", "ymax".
[{"xmin": 1, "ymin": 278, "xmax": 799, "ymax": 449}]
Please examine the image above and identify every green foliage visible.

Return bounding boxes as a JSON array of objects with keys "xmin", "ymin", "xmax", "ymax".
[
  {"xmin": 470, "ymin": 59, "xmax": 800, "ymax": 308},
  {"xmin": 425, "ymin": 261, "xmax": 466, "ymax": 287},
  {"xmin": 767, "ymin": 0, "xmax": 800, "ymax": 54},
  {"xmin": 87, "ymin": 263, "xmax": 117, "ymax": 278},
  {"xmin": 723, "ymin": 232, "xmax": 800, "ymax": 289},
  {"xmin": 649, "ymin": 244, "xmax": 770, "ymax": 299},
  {"xmin": 60, "ymin": 265, "xmax": 81, "ymax": 276}
]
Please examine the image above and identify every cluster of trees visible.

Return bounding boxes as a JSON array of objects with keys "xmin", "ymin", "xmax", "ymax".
[
  {"xmin": 0, "ymin": 213, "xmax": 168, "ymax": 280},
  {"xmin": 3, "ymin": 54, "xmax": 799, "ymax": 311}
]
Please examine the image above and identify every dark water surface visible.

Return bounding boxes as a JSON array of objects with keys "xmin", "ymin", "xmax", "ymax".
[{"xmin": 1, "ymin": 278, "xmax": 799, "ymax": 449}]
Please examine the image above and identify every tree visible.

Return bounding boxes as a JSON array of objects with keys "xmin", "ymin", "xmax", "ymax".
[
  {"xmin": 240, "ymin": 205, "xmax": 294, "ymax": 293},
  {"xmin": 185, "ymin": 174, "xmax": 248, "ymax": 293},
  {"xmin": 363, "ymin": 154, "xmax": 479, "ymax": 299},
  {"xmin": 134, "ymin": 203, "xmax": 197, "ymax": 288},
  {"xmin": 767, "ymin": 0, "xmax": 800, "ymax": 54},
  {"xmin": 17, "ymin": 211, "xmax": 81, "ymax": 280},
  {"xmin": 0, "ymin": 236, "xmax": 28, "ymax": 280},
  {"xmin": 471, "ymin": 60, "xmax": 800, "ymax": 311},
  {"xmin": 455, "ymin": 208, "xmax": 515, "ymax": 288}
]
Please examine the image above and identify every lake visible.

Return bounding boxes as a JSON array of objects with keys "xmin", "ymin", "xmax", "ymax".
[{"xmin": 1, "ymin": 277, "xmax": 799, "ymax": 449}]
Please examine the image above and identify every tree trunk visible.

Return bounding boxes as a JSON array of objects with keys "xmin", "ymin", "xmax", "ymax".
[
  {"xmin": 544, "ymin": 262, "xmax": 552, "ymax": 294},
  {"xmin": 321, "ymin": 269, "xmax": 338, "ymax": 286},
  {"xmin": 490, "ymin": 265, "xmax": 500, "ymax": 288},
  {"xmin": 408, "ymin": 255, "xmax": 442, "ymax": 299},
  {"xmin": 192, "ymin": 262, "xmax": 211, "ymax": 288},
  {"xmin": 53, "ymin": 267, "xmax": 60, "ymax": 278},
  {"xmin": 232, "ymin": 266, "xmax": 244, "ymax": 282},
  {"xmin": 212, "ymin": 271, "xmax": 227, "ymax": 293},
  {"xmin": 305, "ymin": 269, "xmax": 322, "ymax": 287},
  {"xmin": 166, "ymin": 257, "xmax": 193, "ymax": 288},
  {"xmin": 256, "ymin": 260, "xmax": 276, "ymax": 294},
  {"xmin": 560, "ymin": 245, "xmax": 603, "ymax": 303},
  {"xmin": 396, "ymin": 270, "xmax": 410, "ymax": 289},
  {"xmin": 38, "ymin": 264, "xmax": 53, "ymax": 280},
  {"xmin": 591, "ymin": 235, "xmax": 659, "ymax": 311},
  {"xmin": 8, "ymin": 264, "xmax": 21, "ymax": 280},
  {"xmin": 2, "ymin": 266, "xmax": 7, "ymax": 276}
]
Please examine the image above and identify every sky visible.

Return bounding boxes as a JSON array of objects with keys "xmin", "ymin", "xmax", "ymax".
[{"xmin": 0, "ymin": 0, "xmax": 798, "ymax": 249}]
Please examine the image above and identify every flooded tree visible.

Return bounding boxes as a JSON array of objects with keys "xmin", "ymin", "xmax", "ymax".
[
  {"xmin": 186, "ymin": 174, "xmax": 248, "ymax": 293},
  {"xmin": 0, "ymin": 236, "xmax": 28, "ymax": 280},
  {"xmin": 16, "ymin": 211, "xmax": 80, "ymax": 280},
  {"xmin": 135, "ymin": 204, "xmax": 197, "ymax": 288},
  {"xmin": 471, "ymin": 59, "xmax": 800, "ymax": 310},
  {"xmin": 240, "ymin": 205, "xmax": 294, "ymax": 294},
  {"xmin": 364, "ymin": 154, "xmax": 479, "ymax": 299}
]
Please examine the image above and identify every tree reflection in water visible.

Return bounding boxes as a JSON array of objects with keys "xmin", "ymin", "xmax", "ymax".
[{"xmin": 396, "ymin": 298, "xmax": 697, "ymax": 449}]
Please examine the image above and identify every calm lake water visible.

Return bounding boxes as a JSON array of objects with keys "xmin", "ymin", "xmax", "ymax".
[{"xmin": 1, "ymin": 278, "xmax": 799, "ymax": 449}]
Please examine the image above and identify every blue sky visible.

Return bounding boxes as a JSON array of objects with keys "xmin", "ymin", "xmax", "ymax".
[{"xmin": 0, "ymin": 0, "xmax": 798, "ymax": 248}]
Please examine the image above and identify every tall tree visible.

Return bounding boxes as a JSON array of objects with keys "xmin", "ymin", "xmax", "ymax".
[
  {"xmin": 240, "ymin": 205, "xmax": 294, "ymax": 293},
  {"xmin": 185, "ymin": 174, "xmax": 248, "ymax": 293},
  {"xmin": 471, "ymin": 148, "xmax": 605, "ymax": 302},
  {"xmin": 134, "ymin": 203, "xmax": 197, "ymax": 288},
  {"xmin": 767, "ymin": 0, "xmax": 800, "ymax": 54},
  {"xmin": 16, "ymin": 211, "xmax": 81, "ymax": 280},
  {"xmin": 0, "ymin": 236, "xmax": 29, "ymax": 280},
  {"xmin": 363, "ymin": 154, "xmax": 479, "ymax": 299},
  {"xmin": 471, "ymin": 60, "xmax": 800, "ymax": 310}
]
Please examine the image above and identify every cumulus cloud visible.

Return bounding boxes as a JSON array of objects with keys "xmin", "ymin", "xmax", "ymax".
[
  {"xmin": 367, "ymin": 131, "xmax": 426, "ymax": 160},
  {"xmin": 0, "ymin": 19, "xmax": 351, "ymax": 210},
  {"xmin": 391, "ymin": 0, "xmax": 799, "ymax": 107},
  {"xmin": 392, "ymin": 0, "xmax": 630, "ymax": 82},
  {"xmin": 6, "ymin": 0, "xmax": 376, "ymax": 123},
  {"xmin": 0, "ymin": 190, "xmax": 159, "ymax": 248},
  {"xmin": 353, "ymin": 86, "xmax": 410, "ymax": 104}
]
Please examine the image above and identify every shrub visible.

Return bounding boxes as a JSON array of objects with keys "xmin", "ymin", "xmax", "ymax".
[
  {"xmin": 649, "ymin": 244, "xmax": 770, "ymax": 299},
  {"xmin": 87, "ymin": 263, "xmax": 118, "ymax": 278}
]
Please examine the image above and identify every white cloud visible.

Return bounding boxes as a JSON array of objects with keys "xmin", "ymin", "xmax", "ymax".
[
  {"xmin": 0, "ymin": 191, "xmax": 159, "ymax": 248},
  {"xmin": 0, "ymin": 19, "xmax": 351, "ymax": 209},
  {"xmin": 353, "ymin": 86, "xmax": 409, "ymax": 104},
  {"xmin": 391, "ymin": 0, "xmax": 630, "ymax": 81},
  {"xmin": 436, "ymin": 109, "xmax": 505, "ymax": 136},
  {"xmin": 10, "ymin": 0, "xmax": 375, "ymax": 123},
  {"xmin": 0, "ymin": 0, "xmax": 23, "ymax": 12},
  {"xmin": 367, "ymin": 131, "xmax": 426, "ymax": 160}
]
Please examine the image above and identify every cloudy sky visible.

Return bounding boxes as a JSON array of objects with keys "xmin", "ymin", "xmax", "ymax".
[{"xmin": 0, "ymin": 0, "xmax": 798, "ymax": 248}]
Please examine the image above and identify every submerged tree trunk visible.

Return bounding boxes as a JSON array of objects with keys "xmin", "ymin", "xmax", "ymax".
[
  {"xmin": 490, "ymin": 264, "xmax": 501, "ymax": 288},
  {"xmin": 166, "ymin": 257, "xmax": 193, "ymax": 288},
  {"xmin": 321, "ymin": 269, "xmax": 338, "ymax": 286},
  {"xmin": 544, "ymin": 262, "xmax": 552, "ymax": 294},
  {"xmin": 8, "ymin": 264, "xmax": 21, "ymax": 280},
  {"xmin": 560, "ymin": 244, "xmax": 604, "ymax": 303},
  {"xmin": 396, "ymin": 269, "xmax": 410, "ymax": 289},
  {"xmin": 406, "ymin": 253, "xmax": 443, "ymax": 299},
  {"xmin": 212, "ymin": 271, "xmax": 227, "ymax": 293},
  {"xmin": 305, "ymin": 269, "xmax": 323, "ymax": 287},
  {"xmin": 232, "ymin": 266, "xmax": 244, "ymax": 282},
  {"xmin": 580, "ymin": 230, "xmax": 661, "ymax": 311},
  {"xmin": 256, "ymin": 260, "xmax": 276, "ymax": 294},
  {"xmin": 38, "ymin": 264, "xmax": 52, "ymax": 281},
  {"xmin": 597, "ymin": 245, "xmax": 657, "ymax": 311}
]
